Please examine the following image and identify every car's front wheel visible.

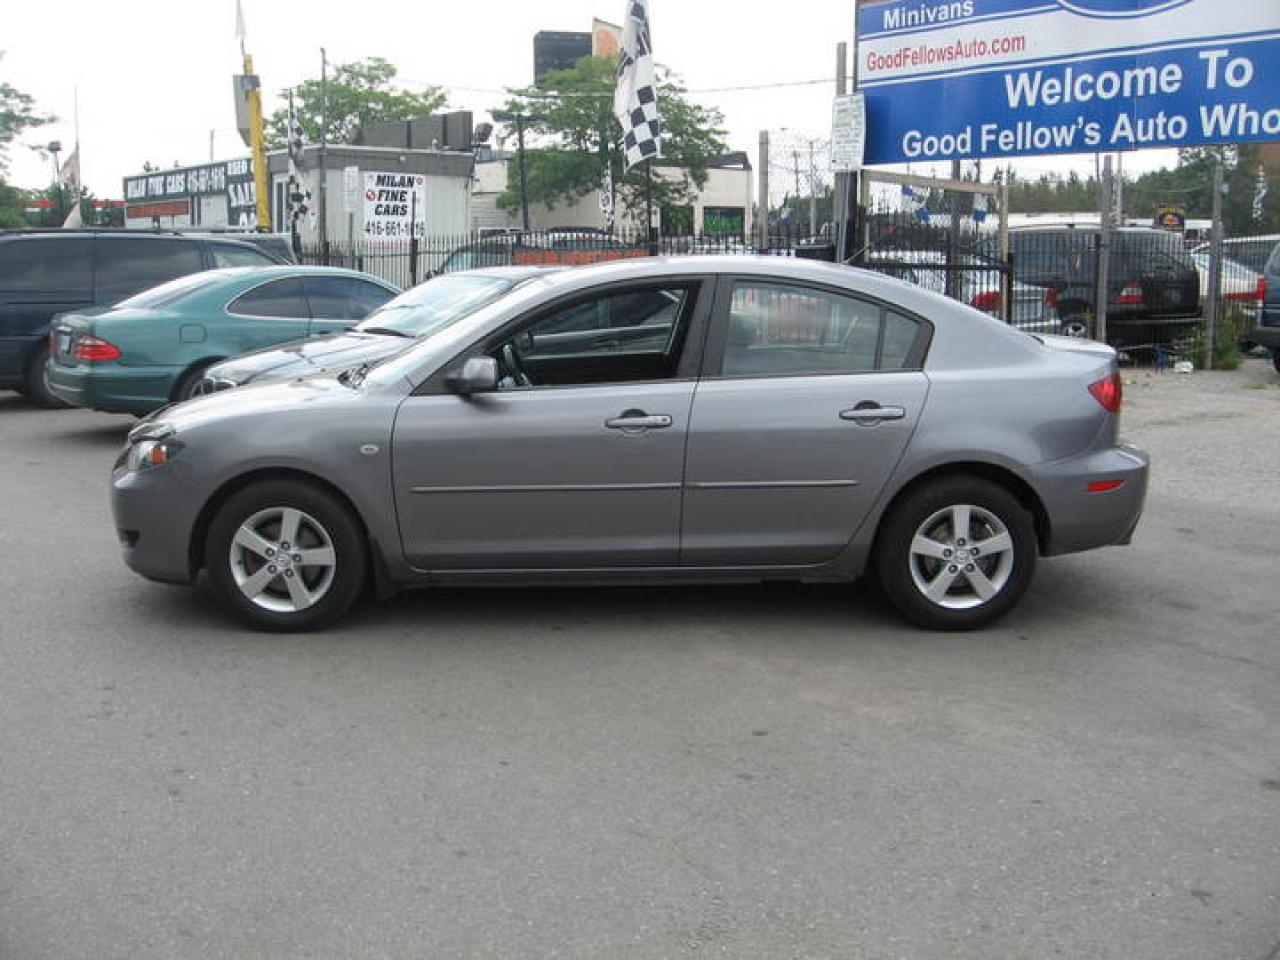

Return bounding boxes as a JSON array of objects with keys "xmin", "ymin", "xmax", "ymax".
[
  {"xmin": 876, "ymin": 476, "xmax": 1037, "ymax": 630},
  {"xmin": 205, "ymin": 480, "xmax": 367, "ymax": 631}
]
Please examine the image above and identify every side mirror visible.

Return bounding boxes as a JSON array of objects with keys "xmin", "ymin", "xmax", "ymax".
[{"xmin": 444, "ymin": 356, "xmax": 499, "ymax": 395}]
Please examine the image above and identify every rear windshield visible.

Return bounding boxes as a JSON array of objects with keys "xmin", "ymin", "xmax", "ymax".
[
  {"xmin": 354, "ymin": 274, "xmax": 521, "ymax": 337},
  {"xmin": 111, "ymin": 271, "xmax": 225, "ymax": 310}
]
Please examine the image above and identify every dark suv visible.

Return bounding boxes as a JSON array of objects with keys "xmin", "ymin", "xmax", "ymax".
[
  {"xmin": 1248, "ymin": 238, "xmax": 1280, "ymax": 372},
  {"xmin": 1010, "ymin": 226, "xmax": 1200, "ymax": 348},
  {"xmin": 0, "ymin": 230, "xmax": 281, "ymax": 406}
]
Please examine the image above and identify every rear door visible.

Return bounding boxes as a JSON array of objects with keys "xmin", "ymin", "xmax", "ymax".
[
  {"xmin": 93, "ymin": 237, "xmax": 204, "ymax": 305},
  {"xmin": 680, "ymin": 277, "xmax": 931, "ymax": 567}
]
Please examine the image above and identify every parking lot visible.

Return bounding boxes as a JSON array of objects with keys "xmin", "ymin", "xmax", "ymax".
[{"xmin": 1, "ymin": 360, "xmax": 1277, "ymax": 960}]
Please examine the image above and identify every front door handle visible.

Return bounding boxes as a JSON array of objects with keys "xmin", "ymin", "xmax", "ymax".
[
  {"xmin": 605, "ymin": 410, "xmax": 673, "ymax": 431},
  {"xmin": 840, "ymin": 402, "xmax": 906, "ymax": 424}
]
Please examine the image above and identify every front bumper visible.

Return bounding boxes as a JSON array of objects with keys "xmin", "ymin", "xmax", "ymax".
[
  {"xmin": 47, "ymin": 360, "xmax": 181, "ymax": 415},
  {"xmin": 1035, "ymin": 442, "xmax": 1150, "ymax": 557},
  {"xmin": 111, "ymin": 460, "xmax": 206, "ymax": 585}
]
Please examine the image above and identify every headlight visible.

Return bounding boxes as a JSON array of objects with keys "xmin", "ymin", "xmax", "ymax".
[{"xmin": 126, "ymin": 438, "xmax": 185, "ymax": 471}]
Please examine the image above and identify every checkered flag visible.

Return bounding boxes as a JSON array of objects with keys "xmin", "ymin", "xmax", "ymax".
[
  {"xmin": 614, "ymin": 0, "xmax": 662, "ymax": 172},
  {"xmin": 286, "ymin": 91, "xmax": 312, "ymax": 226}
]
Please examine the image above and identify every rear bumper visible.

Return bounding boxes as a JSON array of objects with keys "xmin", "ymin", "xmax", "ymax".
[
  {"xmin": 1036, "ymin": 442, "xmax": 1150, "ymax": 557},
  {"xmin": 1249, "ymin": 321, "xmax": 1280, "ymax": 350},
  {"xmin": 46, "ymin": 361, "xmax": 180, "ymax": 415}
]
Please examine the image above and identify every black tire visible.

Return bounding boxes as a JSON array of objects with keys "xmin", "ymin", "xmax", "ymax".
[
  {"xmin": 1272, "ymin": 351, "xmax": 1280, "ymax": 374},
  {"xmin": 172, "ymin": 362, "xmax": 216, "ymax": 403},
  {"xmin": 875, "ymin": 475, "xmax": 1037, "ymax": 631},
  {"xmin": 24, "ymin": 345, "xmax": 70, "ymax": 408},
  {"xmin": 204, "ymin": 480, "xmax": 367, "ymax": 631}
]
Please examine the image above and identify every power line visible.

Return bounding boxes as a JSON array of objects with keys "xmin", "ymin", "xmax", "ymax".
[{"xmin": 397, "ymin": 77, "xmax": 832, "ymax": 99}]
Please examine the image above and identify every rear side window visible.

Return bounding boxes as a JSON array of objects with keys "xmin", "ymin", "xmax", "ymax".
[
  {"xmin": 228, "ymin": 277, "xmax": 309, "ymax": 319},
  {"xmin": 303, "ymin": 276, "xmax": 394, "ymax": 320},
  {"xmin": 95, "ymin": 238, "xmax": 203, "ymax": 304},
  {"xmin": 0, "ymin": 237, "xmax": 93, "ymax": 294},
  {"xmin": 721, "ymin": 282, "xmax": 923, "ymax": 378},
  {"xmin": 209, "ymin": 243, "xmax": 275, "ymax": 268},
  {"xmin": 1263, "ymin": 242, "xmax": 1280, "ymax": 276}
]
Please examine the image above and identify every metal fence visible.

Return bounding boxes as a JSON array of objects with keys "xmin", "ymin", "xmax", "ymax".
[{"xmin": 300, "ymin": 223, "xmax": 1274, "ymax": 360}]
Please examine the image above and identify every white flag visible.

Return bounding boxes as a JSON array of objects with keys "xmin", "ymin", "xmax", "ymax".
[
  {"xmin": 58, "ymin": 146, "xmax": 80, "ymax": 193},
  {"xmin": 1253, "ymin": 165, "xmax": 1268, "ymax": 222},
  {"xmin": 235, "ymin": 0, "xmax": 247, "ymax": 47},
  {"xmin": 613, "ymin": 0, "xmax": 662, "ymax": 171}
]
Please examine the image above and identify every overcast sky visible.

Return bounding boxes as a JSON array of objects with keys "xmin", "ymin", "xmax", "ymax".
[{"xmin": 2, "ymin": 0, "xmax": 1177, "ymax": 197}]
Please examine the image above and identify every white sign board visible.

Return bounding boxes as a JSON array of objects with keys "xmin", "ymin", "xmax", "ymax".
[
  {"xmin": 342, "ymin": 165, "xmax": 360, "ymax": 214},
  {"xmin": 830, "ymin": 93, "xmax": 866, "ymax": 172},
  {"xmin": 363, "ymin": 171, "xmax": 425, "ymax": 244}
]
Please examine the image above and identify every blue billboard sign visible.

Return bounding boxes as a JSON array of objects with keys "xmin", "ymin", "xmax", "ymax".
[{"xmin": 856, "ymin": 0, "xmax": 1280, "ymax": 164}]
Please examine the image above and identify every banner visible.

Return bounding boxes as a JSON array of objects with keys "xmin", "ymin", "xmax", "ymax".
[{"xmin": 856, "ymin": 0, "xmax": 1280, "ymax": 164}]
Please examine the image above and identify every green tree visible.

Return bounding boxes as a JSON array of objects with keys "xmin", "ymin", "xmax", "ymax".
[
  {"xmin": 1, "ymin": 51, "xmax": 52, "ymax": 172},
  {"xmin": 0, "ymin": 179, "xmax": 31, "ymax": 227},
  {"xmin": 496, "ymin": 56, "xmax": 728, "ymax": 230},
  {"xmin": 266, "ymin": 57, "xmax": 446, "ymax": 148}
]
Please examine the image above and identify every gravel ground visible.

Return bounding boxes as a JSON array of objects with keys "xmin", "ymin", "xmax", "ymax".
[{"xmin": 0, "ymin": 358, "xmax": 1277, "ymax": 960}]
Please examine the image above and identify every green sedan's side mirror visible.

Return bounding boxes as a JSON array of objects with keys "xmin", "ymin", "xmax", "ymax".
[{"xmin": 444, "ymin": 356, "xmax": 499, "ymax": 395}]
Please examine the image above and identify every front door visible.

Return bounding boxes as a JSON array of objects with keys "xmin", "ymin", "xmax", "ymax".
[
  {"xmin": 392, "ymin": 278, "xmax": 710, "ymax": 570},
  {"xmin": 681, "ymin": 278, "xmax": 931, "ymax": 567}
]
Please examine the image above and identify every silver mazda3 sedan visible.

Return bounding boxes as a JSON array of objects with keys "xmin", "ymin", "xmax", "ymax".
[{"xmin": 111, "ymin": 256, "xmax": 1149, "ymax": 631}]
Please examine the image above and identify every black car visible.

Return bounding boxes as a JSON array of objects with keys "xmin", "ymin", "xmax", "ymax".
[
  {"xmin": 1010, "ymin": 226, "xmax": 1201, "ymax": 348},
  {"xmin": 0, "ymin": 230, "xmax": 282, "ymax": 406}
]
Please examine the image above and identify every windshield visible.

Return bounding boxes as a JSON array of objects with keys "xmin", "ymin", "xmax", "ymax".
[
  {"xmin": 112, "ymin": 271, "xmax": 225, "ymax": 310},
  {"xmin": 354, "ymin": 274, "xmax": 518, "ymax": 337}
]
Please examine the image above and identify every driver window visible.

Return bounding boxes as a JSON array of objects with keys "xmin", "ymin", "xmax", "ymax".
[{"xmin": 492, "ymin": 284, "xmax": 697, "ymax": 389}]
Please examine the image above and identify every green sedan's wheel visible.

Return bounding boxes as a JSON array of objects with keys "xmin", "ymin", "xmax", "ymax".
[
  {"xmin": 876, "ymin": 476, "xmax": 1037, "ymax": 631},
  {"xmin": 205, "ymin": 480, "xmax": 367, "ymax": 631},
  {"xmin": 25, "ymin": 345, "xmax": 69, "ymax": 408},
  {"xmin": 173, "ymin": 363, "xmax": 217, "ymax": 403}
]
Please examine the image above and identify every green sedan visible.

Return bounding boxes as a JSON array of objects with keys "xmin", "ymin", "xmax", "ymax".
[{"xmin": 46, "ymin": 266, "xmax": 399, "ymax": 416}]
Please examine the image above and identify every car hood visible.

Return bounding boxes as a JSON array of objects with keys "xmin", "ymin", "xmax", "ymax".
[
  {"xmin": 147, "ymin": 373, "xmax": 368, "ymax": 435},
  {"xmin": 208, "ymin": 331, "xmax": 407, "ymax": 384}
]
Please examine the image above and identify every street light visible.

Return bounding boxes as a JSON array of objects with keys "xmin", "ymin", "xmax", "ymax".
[{"xmin": 492, "ymin": 110, "xmax": 548, "ymax": 232}]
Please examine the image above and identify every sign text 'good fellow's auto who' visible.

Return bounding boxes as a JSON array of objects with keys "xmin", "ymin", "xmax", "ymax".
[{"xmin": 856, "ymin": 0, "xmax": 1280, "ymax": 164}]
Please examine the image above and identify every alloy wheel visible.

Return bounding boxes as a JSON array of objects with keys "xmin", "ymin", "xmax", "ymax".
[
  {"xmin": 228, "ymin": 507, "xmax": 337, "ymax": 613},
  {"xmin": 908, "ymin": 503, "xmax": 1015, "ymax": 610}
]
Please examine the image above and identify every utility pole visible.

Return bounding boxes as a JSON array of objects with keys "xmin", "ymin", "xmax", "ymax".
[
  {"xmin": 492, "ymin": 110, "xmax": 547, "ymax": 232},
  {"xmin": 947, "ymin": 158, "xmax": 962, "ymax": 299},
  {"xmin": 1095, "ymin": 155, "xmax": 1114, "ymax": 345},
  {"xmin": 808, "ymin": 139, "xmax": 818, "ymax": 237},
  {"xmin": 319, "ymin": 48, "xmax": 329, "ymax": 263},
  {"xmin": 833, "ymin": 41, "xmax": 850, "ymax": 261},
  {"xmin": 237, "ymin": 3, "xmax": 271, "ymax": 232},
  {"xmin": 758, "ymin": 130, "xmax": 770, "ymax": 251},
  {"xmin": 1206, "ymin": 154, "xmax": 1225, "ymax": 370}
]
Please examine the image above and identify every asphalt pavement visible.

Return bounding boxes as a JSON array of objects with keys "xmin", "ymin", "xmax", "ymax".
[{"xmin": 1, "ymin": 361, "xmax": 1278, "ymax": 960}]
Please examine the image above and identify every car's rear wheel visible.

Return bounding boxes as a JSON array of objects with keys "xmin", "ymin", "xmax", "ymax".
[
  {"xmin": 876, "ymin": 476, "xmax": 1037, "ymax": 630},
  {"xmin": 173, "ymin": 362, "xmax": 216, "ymax": 403},
  {"xmin": 205, "ymin": 480, "xmax": 366, "ymax": 631},
  {"xmin": 25, "ymin": 345, "xmax": 69, "ymax": 408}
]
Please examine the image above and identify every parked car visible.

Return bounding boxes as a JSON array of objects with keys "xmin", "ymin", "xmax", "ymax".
[
  {"xmin": 1009, "ymin": 226, "xmax": 1201, "ymax": 347},
  {"xmin": 1192, "ymin": 234, "xmax": 1280, "ymax": 275},
  {"xmin": 1189, "ymin": 252, "xmax": 1266, "ymax": 311},
  {"xmin": 111, "ymin": 255, "xmax": 1148, "ymax": 632},
  {"xmin": 0, "ymin": 229, "xmax": 283, "ymax": 406},
  {"xmin": 1247, "ymin": 238, "xmax": 1280, "ymax": 371},
  {"xmin": 180, "ymin": 230, "xmax": 297, "ymax": 264},
  {"xmin": 197, "ymin": 267, "xmax": 551, "ymax": 393},
  {"xmin": 435, "ymin": 233, "xmax": 645, "ymax": 275},
  {"xmin": 47, "ymin": 266, "xmax": 398, "ymax": 415},
  {"xmin": 865, "ymin": 250, "xmax": 1064, "ymax": 335}
]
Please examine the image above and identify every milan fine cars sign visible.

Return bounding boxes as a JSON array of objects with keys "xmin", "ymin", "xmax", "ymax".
[
  {"xmin": 856, "ymin": 0, "xmax": 1280, "ymax": 164},
  {"xmin": 363, "ymin": 172, "xmax": 426, "ymax": 244}
]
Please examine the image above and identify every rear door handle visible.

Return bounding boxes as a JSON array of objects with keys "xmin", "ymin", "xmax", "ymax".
[
  {"xmin": 605, "ymin": 411, "xmax": 673, "ymax": 430},
  {"xmin": 840, "ymin": 402, "xmax": 906, "ymax": 424}
]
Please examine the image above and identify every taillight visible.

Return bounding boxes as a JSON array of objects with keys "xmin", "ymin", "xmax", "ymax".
[
  {"xmin": 1114, "ymin": 284, "xmax": 1145, "ymax": 305},
  {"xmin": 1227, "ymin": 276, "xmax": 1267, "ymax": 303},
  {"xmin": 73, "ymin": 335, "xmax": 122, "ymax": 362},
  {"xmin": 1088, "ymin": 371, "xmax": 1123, "ymax": 413},
  {"xmin": 1044, "ymin": 287, "xmax": 1060, "ymax": 311},
  {"xmin": 970, "ymin": 290, "xmax": 1002, "ymax": 313}
]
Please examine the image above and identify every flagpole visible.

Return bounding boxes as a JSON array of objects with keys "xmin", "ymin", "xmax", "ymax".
[{"xmin": 645, "ymin": 159, "xmax": 655, "ymax": 253}]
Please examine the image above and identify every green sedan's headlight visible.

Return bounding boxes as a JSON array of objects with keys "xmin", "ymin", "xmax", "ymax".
[{"xmin": 126, "ymin": 438, "xmax": 185, "ymax": 471}]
